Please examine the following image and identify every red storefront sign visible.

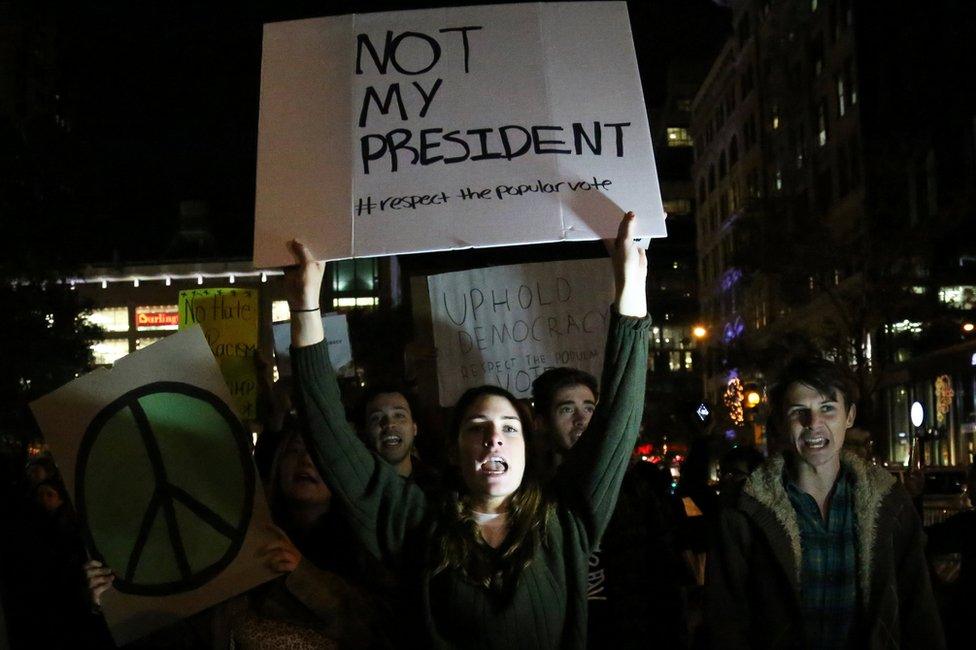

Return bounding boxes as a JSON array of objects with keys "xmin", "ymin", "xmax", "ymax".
[{"xmin": 135, "ymin": 308, "xmax": 179, "ymax": 330}]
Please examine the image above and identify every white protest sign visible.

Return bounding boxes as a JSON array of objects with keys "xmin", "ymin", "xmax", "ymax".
[
  {"xmin": 30, "ymin": 327, "xmax": 277, "ymax": 646},
  {"xmin": 427, "ymin": 258, "xmax": 614, "ymax": 406},
  {"xmin": 255, "ymin": 2, "xmax": 665, "ymax": 266},
  {"xmin": 272, "ymin": 313, "xmax": 354, "ymax": 378}
]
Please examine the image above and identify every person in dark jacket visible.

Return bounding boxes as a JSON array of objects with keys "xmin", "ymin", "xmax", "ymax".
[
  {"xmin": 706, "ymin": 356, "xmax": 944, "ymax": 650},
  {"xmin": 531, "ymin": 366, "xmax": 688, "ymax": 648}
]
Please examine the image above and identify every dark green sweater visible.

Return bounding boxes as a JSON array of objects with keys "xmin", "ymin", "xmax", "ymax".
[{"xmin": 292, "ymin": 312, "xmax": 649, "ymax": 649}]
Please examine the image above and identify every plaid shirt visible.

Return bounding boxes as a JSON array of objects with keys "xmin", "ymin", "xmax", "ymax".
[{"xmin": 785, "ymin": 467, "xmax": 859, "ymax": 650}]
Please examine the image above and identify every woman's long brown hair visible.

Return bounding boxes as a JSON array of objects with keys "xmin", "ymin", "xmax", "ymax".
[{"xmin": 431, "ymin": 385, "xmax": 554, "ymax": 596}]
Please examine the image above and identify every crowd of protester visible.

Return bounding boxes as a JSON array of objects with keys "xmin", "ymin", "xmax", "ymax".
[{"xmin": 0, "ymin": 212, "xmax": 971, "ymax": 648}]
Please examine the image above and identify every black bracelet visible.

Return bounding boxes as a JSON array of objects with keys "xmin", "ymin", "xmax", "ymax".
[{"xmin": 290, "ymin": 306, "xmax": 320, "ymax": 313}]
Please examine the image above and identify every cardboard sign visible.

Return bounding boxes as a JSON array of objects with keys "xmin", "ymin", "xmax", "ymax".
[
  {"xmin": 272, "ymin": 313, "xmax": 355, "ymax": 378},
  {"xmin": 30, "ymin": 327, "xmax": 277, "ymax": 646},
  {"xmin": 254, "ymin": 2, "xmax": 665, "ymax": 266},
  {"xmin": 178, "ymin": 288, "xmax": 259, "ymax": 420},
  {"xmin": 427, "ymin": 257, "xmax": 614, "ymax": 406}
]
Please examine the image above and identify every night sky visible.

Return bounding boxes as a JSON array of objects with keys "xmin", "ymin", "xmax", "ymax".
[{"xmin": 45, "ymin": 1, "xmax": 729, "ymax": 264}]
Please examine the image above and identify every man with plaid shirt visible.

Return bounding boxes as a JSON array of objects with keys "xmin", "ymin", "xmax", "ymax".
[{"xmin": 705, "ymin": 356, "xmax": 944, "ymax": 649}]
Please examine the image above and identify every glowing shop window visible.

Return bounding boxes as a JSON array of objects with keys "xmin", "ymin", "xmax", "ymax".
[
  {"xmin": 272, "ymin": 300, "xmax": 291, "ymax": 323},
  {"xmin": 91, "ymin": 339, "xmax": 130, "ymax": 366},
  {"xmin": 669, "ymin": 351, "xmax": 682, "ymax": 371},
  {"xmin": 134, "ymin": 305, "xmax": 179, "ymax": 331},
  {"xmin": 939, "ymin": 286, "xmax": 976, "ymax": 310},
  {"xmin": 666, "ymin": 127, "xmax": 693, "ymax": 147},
  {"xmin": 663, "ymin": 199, "xmax": 693, "ymax": 215},
  {"xmin": 86, "ymin": 307, "xmax": 129, "ymax": 332},
  {"xmin": 333, "ymin": 297, "xmax": 379, "ymax": 309},
  {"xmin": 135, "ymin": 338, "xmax": 164, "ymax": 350}
]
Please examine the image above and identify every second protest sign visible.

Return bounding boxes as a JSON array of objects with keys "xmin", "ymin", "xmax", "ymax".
[{"xmin": 428, "ymin": 258, "xmax": 614, "ymax": 406}]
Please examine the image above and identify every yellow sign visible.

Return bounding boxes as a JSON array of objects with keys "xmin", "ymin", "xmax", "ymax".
[{"xmin": 178, "ymin": 289, "xmax": 259, "ymax": 420}]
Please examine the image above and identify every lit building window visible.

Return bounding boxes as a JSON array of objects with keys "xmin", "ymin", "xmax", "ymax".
[
  {"xmin": 272, "ymin": 300, "xmax": 292, "ymax": 323},
  {"xmin": 666, "ymin": 127, "xmax": 693, "ymax": 147},
  {"xmin": 771, "ymin": 104, "xmax": 780, "ymax": 130},
  {"xmin": 811, "ymin": 0, "xmax": 819, "ymax": 11},
  {"xmin": 775, "ymin": 168, "xmax": 783, "ymax": 191},
  {"xmin": 684, "ymin": 351, "xmax": 694, "ymax": 370},
  {"xmin": 91, "ymin": 339, "xmax": 129, "ymax": 366},
  {"xmin": 817, "ymin": 100, "xmax": 828, "ymax": 146},
  {"xmin": 845, "ymin": 58, "xmax": 858, "ymax": 106},
  {"xmin": 663, "ymin": 199, "xmax": 693, "ymax": 215},
  {"xmin": 134, "ymin": 305, "xmax": 179, "ymax": 331},
  {"xmin": 889, "ymin": 320, "xmax": 923, "ymax": 335},
  {"xmin": 135, "ymin": 338, "xmax": 164, "ymax": 350},
  {"xmin": 939, "ymin": 286, "xmax": 976, "ymax": 310},
  {"xmin": 332, "ymin": 258, "xmax": 380, "ymax": 310},
  {"xmin": 333, "ymin": 297, "xmax": 379, "ymax": 309},
  {"xmin": 669, "ymin": 351, "xmax": 682, "ymax": 371},
  {"xmin": 85, "ymin": 307, "xmax": 129, "ymax": 333},
  {"xmin": 836, "ymin": 75, "xmax": 846, "ymax": 117}
]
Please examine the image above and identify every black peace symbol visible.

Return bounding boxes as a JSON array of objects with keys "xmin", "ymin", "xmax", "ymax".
[{"xmin": 76, "ymin": 382, "xmax": 254, "ymax": 596}]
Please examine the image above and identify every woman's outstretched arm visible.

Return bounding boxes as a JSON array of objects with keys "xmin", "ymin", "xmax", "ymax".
[
  {"xmin": 554, "ymin": 212, "xmax": 650, "ymax": 550},
  {"xmin": 286, "ymin": 241, "xmax": 429, "ymax": 565}
]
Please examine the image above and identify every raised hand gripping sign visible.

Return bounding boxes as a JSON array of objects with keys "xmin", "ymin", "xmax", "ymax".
[
  {"xmin": 254, "ymin": 1, "xmax": 666, "ymax": 266},
  {"xmin": 30, "ymin": 327, "xmax": 277, "ymax": 645}
]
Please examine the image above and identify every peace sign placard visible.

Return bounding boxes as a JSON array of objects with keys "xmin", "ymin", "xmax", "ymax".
[
  {"xmin": 31, "ymin": 326, "xmax": 277, "ymax": 645},
  {"xmin": 78, "ymin": 382, "xmax": 254, "ymax": 596}
]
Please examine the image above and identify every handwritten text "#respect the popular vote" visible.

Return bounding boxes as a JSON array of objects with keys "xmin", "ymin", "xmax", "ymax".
[
  {"xmin": 355, "ymin": 26, "xmax": 631, "ymax": 174},
  {"xmin": 355, "ymin": 177, "xmax": 612, "ymax": 216}
]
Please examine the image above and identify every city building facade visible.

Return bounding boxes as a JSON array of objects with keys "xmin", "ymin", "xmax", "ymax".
[{"xmin": 690, "ymin": 0, "xmax": 976, "ymax": 465}]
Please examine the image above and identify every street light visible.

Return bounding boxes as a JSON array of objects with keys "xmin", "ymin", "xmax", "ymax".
[
  {"xmin": 745, "ymin": 390, "xmax": 762, "ymax": 408},
  {"xmin": 909, "ymin": 401, "xmax": 925, "ymax": 471},
  {"xmin": 963, "ymin": 322, "xmax": 974, "ymax": 333},
  {"xmin": 910, "ymin": 401, "xmax": 924, "ymax": 428},
  {"xmin": 692, "ymin": 325, "xmax": 707, "ymax": 339}
]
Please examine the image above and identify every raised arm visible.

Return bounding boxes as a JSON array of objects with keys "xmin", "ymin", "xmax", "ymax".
[
  {"xmin": 285, "ymin": 241, "xmax": 429, "ymax": 564},
  {"xmin": 555, "ymin": 212, "xmax": 649, "ymax": 548}
]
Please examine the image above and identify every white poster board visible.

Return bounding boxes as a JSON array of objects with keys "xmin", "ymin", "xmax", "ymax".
[
  {"xmin": 427, "ymin": 257, "xmax": 614, "ymax": 406},
  {"xmin": 255, "ymin": 2, "xmax": 665, "ymax": 266},
  {"xmin": 30, "ymin": 328, "xmax": 277, "ymax": 645},
  {"xmin": 272, "ymin": 313, "xmax": 354, "ymax": 378}
]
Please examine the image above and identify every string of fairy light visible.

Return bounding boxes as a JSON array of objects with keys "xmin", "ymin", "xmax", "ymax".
[{"xmin": 724, "ymin": 377, "xmax": 745, "ymax": 426}]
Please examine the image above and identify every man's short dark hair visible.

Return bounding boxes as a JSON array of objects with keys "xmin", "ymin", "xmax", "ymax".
[
  {"xmin": 531, "ymin": 367, "xmax": 599, "ymax": 418},
  {"xmin": 354, "ymin": 384, "xmax": 421, "ymax": 430},
  {"xmin": 767, "ymin": 356, "xmax": 860, "ymax": 421}
]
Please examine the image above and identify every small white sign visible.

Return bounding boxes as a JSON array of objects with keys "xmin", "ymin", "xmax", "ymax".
[
  {"xmin": 254, "ymin": 2, "xmax": 665, "ymax": 265},
  {"xmin": 272, "ymin": 313, "xmax": 354, "ymax": 378}
]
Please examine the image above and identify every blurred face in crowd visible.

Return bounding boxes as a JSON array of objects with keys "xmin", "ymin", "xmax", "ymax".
[
  {"xmin": 364, "ymin": 392, "xmax": 417, "ymax": 467},
  {"xmin": 457, "ymin": 394, "xmax": 526, "ymax": 512},
  {"xmin": 277, "ymin": 434, "xmax": 332, "ymax": 508},
  {"xmin": 783, "ymin": 382, "xmax": 855, "ymax": 470},
  {"xmin": 27, "ymin": 464, "xmax": 51, "ymax": 488},
  {"xmin": 544, "ymin": 384, "xmax": 597, "ymax": 451},
  {"xmin": 35, "ymin": 484, "xmax": 63, "ymax": 513}
]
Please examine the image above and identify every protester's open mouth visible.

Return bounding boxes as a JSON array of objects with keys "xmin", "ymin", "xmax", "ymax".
[
  {"xmin": 380, "ymin": 434, "xmax": 402, "ymax": 449},
  {"xmin": 479, "ymin": 456, "xmax": 509, "ymax": 475},
  {"xmin": 801, "ymin": 433, "xmax": 828, "ymax": 450}
]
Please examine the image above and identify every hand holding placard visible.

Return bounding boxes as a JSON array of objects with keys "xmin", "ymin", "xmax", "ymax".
[
  {"xmin": 613, "ymin": 211, "xmax": 648, "ymax": 318},
  {"xmin": 284, "ymin": 240, "xmax": 326, "ymax": 349}
]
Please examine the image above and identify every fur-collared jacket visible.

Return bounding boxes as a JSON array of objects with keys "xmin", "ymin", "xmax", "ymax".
[{"xmin": 705, "ymin": 451, "xmax": 944, "ymax": 650}]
